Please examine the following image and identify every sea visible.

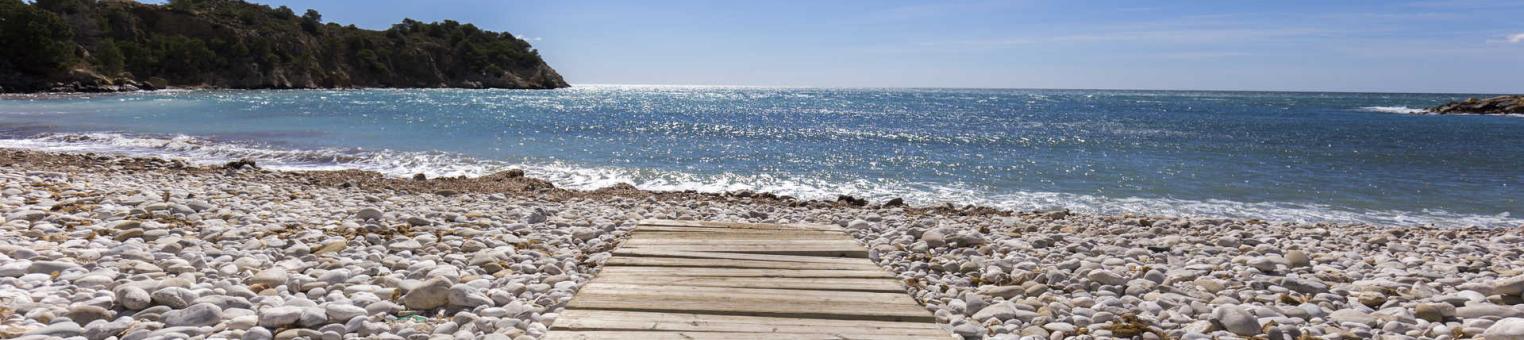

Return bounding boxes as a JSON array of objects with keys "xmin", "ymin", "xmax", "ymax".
[{"xmin": 1, "ymin": 85, "xmax": 1520, "ymax": 227}]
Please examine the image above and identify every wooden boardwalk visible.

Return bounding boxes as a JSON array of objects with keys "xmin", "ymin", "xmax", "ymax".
[{"xmin": 547, "ymin": 219, "xmax": 953, "ymax": 340}]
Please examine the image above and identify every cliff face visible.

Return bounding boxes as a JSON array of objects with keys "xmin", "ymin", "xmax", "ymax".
[
  {"xmin": 0, "ymin": 0, "xmax": 569, "ymax": 93},
  {"xmin": 1429, "ymin": 96, "xmax": 1524, "ymax": 115}
]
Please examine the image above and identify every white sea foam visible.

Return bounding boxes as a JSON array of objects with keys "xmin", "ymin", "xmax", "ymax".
[
  {"xmin": 1, "ymin": 132, "xmax": 1519, "ymax": 228},
  {"xmin": 1357, "ymin": 106, "xmax": 1431, "ymax": 114},
  {"xmin": 1356, "ymin": 106, "xmax": 1524, "ymax": 118}
]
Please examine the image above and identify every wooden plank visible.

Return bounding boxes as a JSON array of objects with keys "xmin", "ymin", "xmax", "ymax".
[
  {"xmin": 604, "ymin": 256, "xmax": 883, "ymax": 270},
  {"xmin": 620, "ymin": 244, "xmax": 867, "ymax": 258},
  {"xmin": 631, "ymin": 230, "xmax": 851, "ymax": 240},
  {"xmin": 554, "ymin": 310, "xmax": 946, "ymax": 331},
  {"xmin": 598, "ymin": 266, "xmax": 893, "ymax": 279},
  {"xmin": 633, "ymin": 226, "xmax": 848, "ymax": 235},
  {"xmin": 566, "ymin": 296, "xmax": 935, "ymax": 322},
  {"xmin": 545, "ymin": 331, "xmax": 942, "ymax": 340},
  {"xmin": 639, "ymin": 219, "xmax": 842, "ymax": 232},
  {"xmin": 550, "ymin": 219, "xmax": 947, "ymax": 339},
  {"xmin": 613, "ymin": 249, "xmax": 868, "ymax": 265},
  {"xmin": 592, "ymin": 275, "xmax": 909, "ymax": 293},
  {"xmin": 570, "ymin": 291, "xmax": 921, "ymax": 314},
  {"xmin": 576, "ymin": 283, "xmax": 921, "ymax": 305},
  {"xmin": 552, "ymin": 318, "xmax": 951, "ymax": 336},
  {"xmin": 623, "ymin": 239, "xmax": 862, "ymax": 247}
]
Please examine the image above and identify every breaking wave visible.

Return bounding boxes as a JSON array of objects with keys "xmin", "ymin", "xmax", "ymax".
[
  {"xmin": 1, "ymin": 132, "xmax": 1518, "ymax": 228},
  {"xmin": 1357, "ymin": 106, "xmax": 1430, "ymax": 114}
]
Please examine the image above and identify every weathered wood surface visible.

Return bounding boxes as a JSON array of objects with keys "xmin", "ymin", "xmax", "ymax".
[{"xmin": 548, "ymin": 219, "xmax": 952, "ymax": 339}]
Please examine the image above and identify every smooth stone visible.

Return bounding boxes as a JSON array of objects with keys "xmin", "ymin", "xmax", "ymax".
[
  {"xmin": 365, "ymin": 301, "xmax": 403, "ymax": 316},
  {"xmin": 1247, "ymin": 257, "xmax": 1278, "ymax": 272},
  {"xmin": 277, "ymin": 327, "xmax": 324, "ymax": 338},
  {"xmin": 1044, "ymin": 322, "xmax": 1077, "ymax": 333},
  {"xmin": 1286, "ymin": 250, "xmax": 1311, "ymax": 268},
  {"xmin": 150, "ymin": 287, "xmax": 196, "ymax": 309},
  {"xmin": 25, "ymin": 322, "xmax": 83, "ymax": 337},
  {"xmin": 1417, "ymin": 303, "xmax": 1457, "ymax": 322},
  {"xmin": 402, "ymin": 277, "xmax": 452, "ymax": 310},
  {"xmin": 1281, "ymin": 277, "xmax": 1328, "ymax": 294},
  {"xmin": 317, "ymin": 269, "xmax": 351, "ymax": 284},
  {"xmin": 298, "ymin": 307, "xmax": 327, "ymax": 327},
  {"xmin": 922, "ymin": 228, "xmax": 950, "ymax": 248},
  {"xmin": 448, "ymin": 285, "xmax": 492, "ymax": 307},
  {"xmin": 1460, "ymin": 304, "xmax": 1524, "ymax": 319},
  {"xmin": 243, "ymin": 326, "xmax": 273, "ymax": 340},
  {"xmin": 972, "ymin": 301, "xmax": 1036, "ymax": 322},
  {"xmin": 978, "ymin": 285, "xmax": 1024, "ymax": 299},
  {"xmin": 28, "ymin": 260, "xmax": 82, "ymax": 274},
  {"xmin": 66, "ymin": 305, "xmax": 113, "ymax": 325},
  {"xmin": 249, "ymin": 267, "xmax": 288, "ymax": 287},
  {"xmin": 952, "ymin": 322, "xmax": 984, "ymax": 338},
  {"xmin": 1211, "ymin": 305, "xmax": 1262, "ymax": 336},
  {"xmin": 405, "ymin": 216, "xmax": 432, "ymax": 226},
  {"xmin": 1086, "ymin": 269, "xmax": 1128, "ymax": 286},
  {"xmin": 84, "ymin": 318, "xmax": 134, "ymax": 340},
  {"xmin": 314, "ymin": 240, "xmax": 347, "ymax": 254},
  {"xmin": 259, "ymin": 306, "xmax": 303, "ymax": 328},
  {"xmin": 1484, "ymin": 318, "xmax": 1524, "ymax": 340},
  {"xmin": 570, "ymin": 228, "xmax": 599, "ymax": 242},
  {"xmin": 1496, "ymin": 275, "xmax": 1524, "ymax": 296},
  {"xmin": 355, "ymin": 208, "xmax": 384, "ymax": 221},
  {"xmin": 164, "ymin": 303, "xmax": 224, "ymax": 327},
  {"xmin": 390, "ymin": 239, "xmax": 423, "ymax": 251},
  {"xmin": 1330, "ymin": 309, "xmax": 1379, "ymax": 327},
  {"xmin": 325, "ymin": 303, "xmax": 367, "ymax": 322}
]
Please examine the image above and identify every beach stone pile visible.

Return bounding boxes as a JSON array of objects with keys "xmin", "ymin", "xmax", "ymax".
[
  {"xmin": 838, "ymin": 213, "xmax": 1524, "ymax": 339},
  {"xmin": 2, "ymin": 151, "xmax": 1522, "ymax": 339},
  {"xmin": 0, "ymin": 165, "xmax": 631, "ymax": 339}
]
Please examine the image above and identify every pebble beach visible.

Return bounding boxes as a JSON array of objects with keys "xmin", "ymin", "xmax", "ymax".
[{"xmin": 2, "ymin": 149, "xmax": 1523, "ymax": 340}]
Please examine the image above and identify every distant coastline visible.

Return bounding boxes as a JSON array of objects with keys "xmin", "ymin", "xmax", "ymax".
[{"xmin": 0, "ymin": 0, "xmax": 568, "ymax": 93}]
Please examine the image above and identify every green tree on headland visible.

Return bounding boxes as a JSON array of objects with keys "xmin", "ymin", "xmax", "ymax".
[
  {"xmin": 0, "ymin": 0, "xmax": 77, "ymax": 75},
  {"xmin": 0, "ymin": 0, "xmax": 566, "ymax": 92}
]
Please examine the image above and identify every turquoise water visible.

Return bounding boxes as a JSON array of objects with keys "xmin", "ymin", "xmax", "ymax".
[{"xmin": 1, "ymin": 86, "xmax": 1520, "ymax": 227}]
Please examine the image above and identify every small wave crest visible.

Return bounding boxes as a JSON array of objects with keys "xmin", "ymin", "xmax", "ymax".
[
  {"xmin": 1357, "ymin": 106, "xmax": 1524, "ymax": 118},
  {"xmin": 0, "ymin": 132, "xmax": 1519, "ymax": 227},
  {"xmin": 1357, "ymin": 106, "xmax": 1431, "ymax": 114}
]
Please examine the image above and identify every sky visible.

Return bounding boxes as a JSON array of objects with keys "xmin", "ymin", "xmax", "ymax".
[{"xmin": 164, "ymin": 0, "xmax": 1523, "ymax": 93}]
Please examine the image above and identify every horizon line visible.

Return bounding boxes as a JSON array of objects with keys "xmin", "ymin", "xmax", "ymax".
[{"xmin": 569, "ymin": 83, "xmax": 1514, "ymax": 96}]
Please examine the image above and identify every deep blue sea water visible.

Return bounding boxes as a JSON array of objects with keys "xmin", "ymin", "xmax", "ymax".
[{"xmin": 1, "ymin": 85, "xmax": 1520, "ymax": 227}]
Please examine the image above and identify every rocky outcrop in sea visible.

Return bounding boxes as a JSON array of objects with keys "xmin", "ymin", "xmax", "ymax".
[{"xmin": 1429, "ymin": 95, "xmax": 1524, "ymax": 115}]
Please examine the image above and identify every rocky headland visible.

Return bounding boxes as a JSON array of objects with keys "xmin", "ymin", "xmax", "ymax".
[
  {"xmin": 1429, "ymin": 95, "xmax": 1524, "ymax": 115},
  {"xmin": 1, "ymin": 149, "xmax": 1523, "ymax": 339},
  {"xmin": 0, "ymin": 0, "xmax": 567, "ymax": 93}
]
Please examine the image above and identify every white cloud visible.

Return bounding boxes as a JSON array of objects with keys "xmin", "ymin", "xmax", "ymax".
[{"xmin": 1508, "ymin": 33, "xmax": 1524, "ymax": 43}]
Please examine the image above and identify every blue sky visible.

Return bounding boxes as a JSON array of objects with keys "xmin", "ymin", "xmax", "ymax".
[{"xmin": 176, "ymin": 0, "xmax": 1524, "ymax": 93}]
